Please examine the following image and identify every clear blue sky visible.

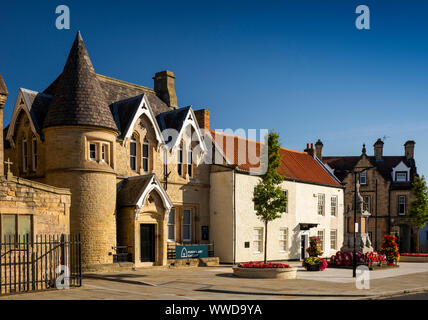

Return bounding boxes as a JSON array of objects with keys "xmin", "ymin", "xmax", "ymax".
[{"xmin": 1, "ymin": 0, "xmax": 427, "ymax": 176}]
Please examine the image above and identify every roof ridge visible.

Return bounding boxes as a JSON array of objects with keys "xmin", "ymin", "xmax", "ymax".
[{"xmin": 96, "ymin": 74, "xmax": 155, "ymax": 93}]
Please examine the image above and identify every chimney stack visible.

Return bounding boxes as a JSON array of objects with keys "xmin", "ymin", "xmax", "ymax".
[
  {"xmin": 194, "ymin": 109, "xmax": 210, "ymax": 132},
  {"xmin": 0, "ymin": 74, "xmax": 9, "ymax": 176},
  {"xmin": 404, "ymin": 140, "xmax": 415, "ymax": 160},
  {"xmin": 153, "ymin": 70, "xmax": 178, "ymax": 110},
  {"xmin": 373, "ymin": 138, "xmax": 384, "ymax": 161},
  {"xmin": 304, "ymin": 143, "xmax": 315, "ymax": 157},
  {"xmin": 315, "ymin": 139, "xmax": 323, "ymax": 159}
]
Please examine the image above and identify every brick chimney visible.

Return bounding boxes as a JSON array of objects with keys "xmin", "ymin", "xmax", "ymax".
[
  {"xmin": 373, "ymin": 138, "xmax": 384, "ymax": 161},
  {"xmin": 315, "ymin": 139, "xmax": 323, "ymax": 159},
  {"xmin": 153, "ymin": 70, "xmax": 178, "ymax": 110},
  {"xmin": 194, "ymin": 109, "xmax": 210, "ymax": 131},
  {"xmin": 0, "ymin": 74, "xmax": 9, "ymax": 176},
  {"xmin": 304, "ymin": 143, "xmax": 315, "ymax": 157},
  {"xmin": 404, "ymin": 140, "xmax": 415, "ymax": 160}
]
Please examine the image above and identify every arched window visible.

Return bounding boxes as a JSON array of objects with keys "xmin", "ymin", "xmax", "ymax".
[
  {"xmin": 22, "ymin": 137, "xmax": 28, "ymax": 172},
  {"xmin": 130, "ymin": 135, "xmax": 137, "ymax": 171},
  {"xmin": 142, "ymin": 139, "xmax": 149, "ymax": 172},
  {"xmin": 32, "ymin": 136, "xmax": 38, "ymax": 171},
  {"xmin": 177, "ymin": 147, "xmax": 183, "ymax": 176}
]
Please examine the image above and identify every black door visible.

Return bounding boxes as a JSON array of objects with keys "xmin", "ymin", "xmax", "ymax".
[
  {"xmin": 140, "ymin": 224, "xmax": 155, "ymax": 262},
  {"xmin": 301, "ymin": 235, "xmax": 306, "ymax": 260}
]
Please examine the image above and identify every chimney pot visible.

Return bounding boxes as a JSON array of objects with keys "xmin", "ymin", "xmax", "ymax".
[
  {"xmin": 373, "ymin": 138, "xmax": 384, "ymax": 161},
  {"xmin": 315, "ymin": 139, "xmax": 323, "ymax": 159},
  {"xmin": 404, "ymin": 140, "xmax": 415, "ymax": 160}
]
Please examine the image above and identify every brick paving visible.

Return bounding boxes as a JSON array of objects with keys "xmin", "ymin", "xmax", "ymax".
[{"xmin": 1, "ymin": 262, "xmax": 427, "ymax": 300}]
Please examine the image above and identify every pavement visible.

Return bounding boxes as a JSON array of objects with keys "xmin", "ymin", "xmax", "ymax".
[{"xmin": 0, "ymin": 262, "xmax": 427, "ymax": 300}]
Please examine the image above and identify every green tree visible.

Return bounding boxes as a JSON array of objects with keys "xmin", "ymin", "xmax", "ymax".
[
  {"xmin": 252, "ymin": 131, "xmax": 288, "ymax": 263},
  {"xmin": 407, "ymin": 176, "xmax": 428, "ymax": 228}
]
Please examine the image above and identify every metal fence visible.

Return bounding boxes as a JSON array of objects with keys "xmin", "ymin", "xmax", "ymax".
[
  {"xmin": 167, "ymin": 243, "xmax": 214, "ymax": 259},
  {"xmin": 0, "ymin": 234, "xmax": 82, "ymax": 295}
]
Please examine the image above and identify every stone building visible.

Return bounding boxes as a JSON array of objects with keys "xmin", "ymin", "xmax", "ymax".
[
  {"xmin": 0, "ymin": 74, "xmax": 71, "ymax": 241},
  {"xmin": 209, "ymin": 133, "xmax": 344, "ymax": 263},
  {"xmin": 3, "ymin": 32, "xmax": 211, "ymax": 269},
  {"xmin": 318, "ymin": 139, "xmax": 422, "ymax": 252}
]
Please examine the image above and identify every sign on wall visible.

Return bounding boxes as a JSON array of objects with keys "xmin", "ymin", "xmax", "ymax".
[{"xmin": 176, "ymin": 245, "xmax": 208, "ymax": 259}]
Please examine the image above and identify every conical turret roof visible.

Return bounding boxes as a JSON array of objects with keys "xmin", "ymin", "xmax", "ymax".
[
  {"xmin": 43, "ymin": 31, "xmax": 118, "ymax": 131},
  {"xmin": 0, "ymin": 73, "xmax": 8, "ymax": 96}
]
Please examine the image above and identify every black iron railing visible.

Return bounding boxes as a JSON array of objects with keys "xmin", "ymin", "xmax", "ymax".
[{"xmin": 0, "ymin": 234, "xmax": 82, "ymax": 295}]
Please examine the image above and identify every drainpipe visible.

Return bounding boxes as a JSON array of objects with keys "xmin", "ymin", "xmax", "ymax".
[{"xmin": 232, "ymin": 169, "xmax": 236, "ymax": 264}]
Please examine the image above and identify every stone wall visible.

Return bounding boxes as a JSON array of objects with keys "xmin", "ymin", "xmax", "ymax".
[{"xmin": 0, "ymin": 176, "xmax": 70, "ymax": 235}]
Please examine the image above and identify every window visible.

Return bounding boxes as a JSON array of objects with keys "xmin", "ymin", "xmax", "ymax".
[
  {"xmin": 253, "ymin": 228, "xmax": 263, "ymax": 253},
  {"xmin": 130, "ymin": 136, "xmax": 137, "ymax": 171},
  {"xmin": 22, "ymin": 137, "xmax": 28, "ymax": 171},
  {"xmin": 32, "ymin": 136, "xmax": 37, "ymax": 171},
  {"xmin": 398, "ymin": 195, "xmax": 406, "ymax": 216},
  {"xmin": 167, "ymin": 209, "xmax": 175, "ymax": 241},
  {"xmin": 330, "ymin": 230, "xmax": 337, "ymax": 250},
  {"xmin": 183, "ymin": 209, "xmax": 192, "ymax": 242},
  {"xmin": 360, "ymin": 171, "xmax": 367, "ymax": 185},
  {"xmin": 363, "ymin": 195, "xmax": 371, "ymax": 212},
  {"xmin": 89, "ymin": 143, "xmax": 97, "ymax": 161},
  {"xmin": 317, "ymin": 230, "xmax": 324, "ymax": 252},
  {"xmin": 101, "ymin": 144, "xmax": 109, "ymax": 163},
  {"xmin": 142, "ymin": 140, "xmax": 149, "ymax": 172},
  {"xmin": 279, "ymin": 228, "xmax": 288, "ymax": 252},
  {"xmin": 395, "ymin": 172, "xmax": 408, "ymax": 182},
  {"xmin": 188, "ymin": 149, "xmax": 193, "ymax": 177},
  {"xmin": 1, "ymin": 215, "xmax": 32, "ymax": 241},
  {"xmin": 317, "ymin": 194, "xmax": 325, "ymax": 215},
  {"xmin": 177, "ymin": 147, "xmax": 183, "ymax": 176},
  {"xmin": 283, "ymin": 190, "xmax": 288, "ymax": 213},
  {"xmin": 331, "ymin": 196, "xmax": 337, "ymax": 216}
]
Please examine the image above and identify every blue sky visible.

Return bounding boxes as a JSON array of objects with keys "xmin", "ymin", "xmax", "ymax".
[{"xmin": 1, "ymin": 0, "xmax": 427, "ymax": 176}]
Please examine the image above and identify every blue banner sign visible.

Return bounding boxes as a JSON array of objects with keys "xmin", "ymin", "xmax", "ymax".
[{"xmin": 176, "ymin": 245, "xmax": 208, "ymax": 259}]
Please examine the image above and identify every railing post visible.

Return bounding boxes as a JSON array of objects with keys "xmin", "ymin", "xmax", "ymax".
[{"xmin": 60, "ymin": 234, "xmax": 65, "ymax": 267}]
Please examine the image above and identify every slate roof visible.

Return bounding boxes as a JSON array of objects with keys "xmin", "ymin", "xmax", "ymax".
[
  {"xmin": 117, "ymin": 174, "xmax": 155, "ymax": 207},
  {"xmin": 20, "ymin": 89, "xmax": 52, "ymax": 131},
  {"xmin": 0, "ymin": 74, "xmax": 8, "ymax": 95},
  {"xmin": 322, "ymin": 156, "xmax": 417, "ymax": 184},
  {"xmin": 43, "ymin": 31, "xmax": 118, "ymax": 131},
  {"xmin": 156, "ymin": 107, "xmax": 190, "ymax": 134},
  {"xmin": 210, "ymin": 130, "xmax": 341, "ymax": 187}
]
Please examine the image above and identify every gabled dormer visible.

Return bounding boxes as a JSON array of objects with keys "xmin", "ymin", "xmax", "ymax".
[{"xmin": 391, "ymin": 161, "xmax": 410, "ymax": 182}]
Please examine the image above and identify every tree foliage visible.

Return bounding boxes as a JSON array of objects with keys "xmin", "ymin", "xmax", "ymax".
[
  {"xmin": 407, "ymin": 175, "xmax": 428, "ymax": 228},
  {"xmin": 252, "ymin": 131, "xmax": 288, "ymax": 262}
]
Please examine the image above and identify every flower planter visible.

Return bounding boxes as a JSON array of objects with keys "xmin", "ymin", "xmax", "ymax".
[
  {"xmin": 305, "ymin": 264, "xmax": 320, "ymax": 271},
  {"xmin": 232, "ymin": 267, "xmax": 297, "ymax": 279}
]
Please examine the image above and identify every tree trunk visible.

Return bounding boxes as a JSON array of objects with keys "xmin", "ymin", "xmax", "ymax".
[{"xmin": 264, "ymin": 220, "xmax": 268, "ymax": 264}]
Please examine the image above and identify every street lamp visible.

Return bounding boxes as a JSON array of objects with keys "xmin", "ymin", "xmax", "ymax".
[{"xmin": 353, "ymin": 168, "xmax": 367, "ymax": 278}]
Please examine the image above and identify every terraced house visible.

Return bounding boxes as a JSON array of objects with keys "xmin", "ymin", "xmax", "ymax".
[{"xmin": 3, "ymin": 32, "xmax": 212, "ymax": 270}]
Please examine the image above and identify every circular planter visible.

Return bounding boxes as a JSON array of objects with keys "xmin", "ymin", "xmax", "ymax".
[{"xmin": 232, "ymin": 267, "xmax": 297, "ymax": 279}]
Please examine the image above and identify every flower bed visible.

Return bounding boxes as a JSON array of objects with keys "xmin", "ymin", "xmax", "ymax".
[
  {"xmin": 400, "ymin": 253, "xmax": 428, "ymax": 262},
  {"xmin": 329, "ymin": 251, "xmax": 388, "ymax": 268},
  {"xmin": 237, "ymin": 262, "xmax": 290, "ymax": 268},
  {"xmin": 233, "ymin": 262, "xmax": 296, "ymax": 279}
]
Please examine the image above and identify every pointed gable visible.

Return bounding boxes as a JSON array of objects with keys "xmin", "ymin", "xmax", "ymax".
[{"xmin": 43, "ymin": 31, "xmax": 118, "ymax": 131}]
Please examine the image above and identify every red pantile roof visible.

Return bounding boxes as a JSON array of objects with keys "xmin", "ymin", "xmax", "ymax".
[{"xmin": 210, "ymin": 130, "xmax": 341, "ymax": 187}]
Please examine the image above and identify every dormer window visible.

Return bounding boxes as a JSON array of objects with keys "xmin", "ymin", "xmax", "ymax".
[
  {"xmin": 32, "ymin": 136, "xmax": 38, "ymax": 171},
  {"xmin": 395, "ymin": 171, "xmax": 408, "ymax": 182},
  {"xmin": 359, "ymin": 171, "xmax": 367, "ymax": 185},
  {"xmin": 142, "ymin": 139, "xmax": 149, "ymax": 172},
  {"xmin": 130, "ymin": 136, "xmax": 137, "ymax": 171}
]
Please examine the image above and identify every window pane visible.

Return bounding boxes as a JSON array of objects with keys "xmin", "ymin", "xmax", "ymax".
[
  {"xmin": 143, "ymin": 158, "xmax": 148, "ymax": 172},
  {"xmin": 183, "ymin": 210, "xmax": 191, "ymax": 224},
  {"xmin": 183, "ymin": 226, "xmax": 190, "ymax": 241},
  {"xmin": 168, "ymin": 209, "xmax": 175, "ymax": 225},
  {"xmin": 2, "ymin": 215, "xmax": 16, "ymax": 238},
  {"xmin": 19, "ymin": 215, "xmax": 31, "ymax": 237},
  {"xmin": 168, "ymin": 225, "xmax": 175, "ymax": 241},
  {"xmin": 90, "ymin": 143, "xmax": 96, "ymax": 160},
  {"xmin": 143, "ymin": 142, "xmax": 149, "ymax": 158}
]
